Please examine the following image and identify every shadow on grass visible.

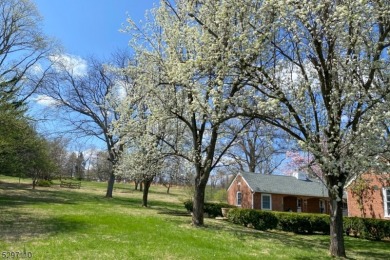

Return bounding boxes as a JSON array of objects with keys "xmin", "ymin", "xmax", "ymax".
[
  {"xmin": 0, "ymin": 183, "xmax": 76, "ymax": 206},
  {"xmin": 0, "ymin": 209, "xmax": 89, "ymax": 242},
  {"xmin": 156, "ymin": 207, "xmax": 191, "ymax": 216},
  {"xmin": 149, "ymin": 199, "xmax": 186, "ymax": 211},
  {"xmin": 113, "ymin": 184, "xmax": 180, "ymax": 196},
  {"xmin": 0, "ymin": 181, "xmax": 114, "ymax": 207},
  {"xmin": 201, "ymin": 219, "xmax": 390, "ymax": 259},
  {"xmin": 110, "ymin": 194, "xmax": 186, "ymax": 211},
  {"xmin": 148, "ymin": 189, "xmax": 180, "ymax": 197},
  {"xmin": 0, "ymin": 183, "xmax": 90, "ymax": 241},
  {"xmin": 344, "ymin": 236, "xmax": 390, "ymax": 260}
]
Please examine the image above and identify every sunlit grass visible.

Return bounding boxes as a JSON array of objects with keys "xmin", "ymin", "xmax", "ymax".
[{"xmin": 1, "ymin": 175, "xmax": 389, "ymax": 259}]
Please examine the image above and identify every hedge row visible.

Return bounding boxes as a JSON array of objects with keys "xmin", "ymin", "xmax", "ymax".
[
  {"xmin": 227, "ymin": 209, "xmax": 327, "ymax": 233},
  {"xmin": 224, "ymin": 208, "xmax": 390, "ymax": 240},
  {"xmin": 227, "ymin": 208, "xmax": 278, "ymax": 231},
  {"xmin": 183, "ymin": 200, "xmax": 236, "ymax": 218},
  {"xmin": 271, "ymin": 211, "xmax": 330, "ymax": 234},
  {"xmin": 344, "ymin": 217, "xmax": 390, "ymax": 241}
]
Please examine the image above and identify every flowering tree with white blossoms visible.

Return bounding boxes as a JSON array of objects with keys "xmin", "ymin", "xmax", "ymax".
[
  {"xmin": 112, "ymin": 71, "xmax": 182, "ymax": 206},
  {"xmin": 116, "ymin": 132, "xmax": 165, "ymax": 207},
  {"xmin": 116, "ymin": 1, "xmax": 256, "ymax": 226},
  {"xmin": 118, "ymin": 0, "xmax": 389, "ymax": 256},
  {"xmin": 236, "ymin": 0, "xmax": 389, "ymax": 257}
]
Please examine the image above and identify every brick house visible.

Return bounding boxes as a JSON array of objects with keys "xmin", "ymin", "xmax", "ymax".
[
  {"xmin": 227, "ymin": 172, "xmax": 330, "ymax": 214},
  {"xmin": 346, "ymin": 172, "xmax": 390, "ymax": 219}
]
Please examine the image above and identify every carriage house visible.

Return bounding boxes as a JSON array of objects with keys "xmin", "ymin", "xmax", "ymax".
[{"xmin": 227, "ymin": 172, "xmax": 330, "ymax": 214}]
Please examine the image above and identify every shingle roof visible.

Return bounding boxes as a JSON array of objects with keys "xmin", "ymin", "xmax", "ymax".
[{"xmin": 240, "ymin": 172, "xmax": 328, "ymax": 198}]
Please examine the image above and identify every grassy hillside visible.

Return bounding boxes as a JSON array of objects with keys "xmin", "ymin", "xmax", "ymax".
[{"xmin": 1, "ymin": 175, "xmax": 389, "ymax": 259}]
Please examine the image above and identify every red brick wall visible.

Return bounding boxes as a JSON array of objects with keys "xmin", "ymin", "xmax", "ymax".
[
  {"xmin": 347, "ymin": 173, "xmax": 390, "ymax": 219},
  {"xmin": 271, "ymin": 194, "xmax": 284, "ymax": 211},
  {"xmin": 284, "ymin": 196, "xmax": 297, "ymax": 212},
  {"xmin": 307, "ymin": 198, "xmax": 321, "ymax": 213},
  {"xmin": 227, "ymin": 175, "xmax": 253, "ymax": 208},
  {"xmin": 253, "ymin": 192, "xmax": 261, "ymax": 209}
]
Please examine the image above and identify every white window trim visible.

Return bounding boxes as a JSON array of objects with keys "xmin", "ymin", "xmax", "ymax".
[
  {"xmin": 236, "ymin": 191, "xmax": 242, "ymax": 206},
  {"xmin": 261, "ymin": 194, "xmax": 272, "ymax": 210},
  {"xmin": 383, "ymin": 188, "xmax": 390, "ymax": 218}
]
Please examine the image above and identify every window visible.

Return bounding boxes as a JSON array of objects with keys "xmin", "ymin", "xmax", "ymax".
[
  {"xmin": 297, "ymin": 198, "xmax": 302, "ymax": 212},
  {"xmin": 236, "ymin": 192, "xmax": 242, "ymax": 206},
  {"xmin": 384, "ymin": 188, "xmax": 390, "ymax": 217},
  {"xmin": 297, "ymin": 198, "xmax": 302, "ymax": 208},
  {"xmin": 261, "ymin": 194, "xmax": 272, "ymax": 210},
  {"xmin": 319, "ymin": 200, "xmax": 325, "ymax": 213}
]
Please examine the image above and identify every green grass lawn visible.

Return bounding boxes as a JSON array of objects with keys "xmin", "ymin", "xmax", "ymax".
[{"xmin": 1, "ymin": 175, "xmax": 389, "ymax": 259}]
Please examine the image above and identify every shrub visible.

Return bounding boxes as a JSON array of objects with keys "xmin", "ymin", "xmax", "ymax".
[
  {"xmin": 227, "ymin": 208, "xmax": 278, "ymax": 231},
  {"xmin": 344, "ymin": 217, "xmax": 390, "ymax": 241},
  {"xmin": 183, "ymin": 200, "xmax": 193, "ymax": 212},
  {"xmin": 217, "ymin": 204, "xmax": 390, "ymax": 240},
  {"xmin": 204, "ymin": 203, "xmax": 233, "ymax": 217},
  {"xmin": 273, "ymin": 212, "xmax": 309, "ymax": 233},
  {"xmin": 183, "ymin": 200, "xmax": 236, "ymax": 217},
  {"xmin": 36, "ymin": 179, "xmax": 52, "ymax": 187},
  {"xmin": 344, "ymin": 217, "xmax": 363, "ymax": 237},
  {"xmin": 272, "ymin": 212, "xmax": 329, "ymax": 234},
  {"xmin": 308, "ymin": 214, "xmax": 330, "ymax": 234}
]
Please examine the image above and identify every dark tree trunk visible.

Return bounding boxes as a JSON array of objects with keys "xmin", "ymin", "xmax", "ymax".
[
  {"xmin": 329, "ymin": 196, "xmax": 346, "ymax": 257},
  {"xmin": 166, "ymin": 185, "xmax": 170, "ymax": 194},
  {"xmin": 248, "ymin": 142, "xmax": 256, "ymax": 173},
  {"xmin": 105, "ymin": 142, "xmax": 122, "ymax": 198},
  {"xmin": 189, "ymin": 119, "xmax": 220, "ymax": 226},
  {"xmin": 134, "ymin": 180, "xmax": 139, "ymax": 190},
  {"xmin": 105, "ymin": 172, "xmax": 115, "ymax": 198},
  {"xmin": 142, "ymin": 179, "xmax": 153, "ymax": 207},
  {"xmin": 139, "ymin": 181, "xmax": 143, "ymax": 192},
  {"xmin": 192, "ymin": 175, "xmax": 207, "ymax": 226}
]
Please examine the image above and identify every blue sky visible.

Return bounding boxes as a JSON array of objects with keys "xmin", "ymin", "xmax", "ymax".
[
  {"xmin": 31, "ymin": 1, "xmax": 158, "ymax": 151},
  {"xmin": 33, "ymin": 0, "xmax": 158, "ymax": 58}
]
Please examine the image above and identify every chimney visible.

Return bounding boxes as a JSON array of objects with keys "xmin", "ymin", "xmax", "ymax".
[{"xmin": 292, "ymin": 171, "xmax": 308, "ymax": 180}]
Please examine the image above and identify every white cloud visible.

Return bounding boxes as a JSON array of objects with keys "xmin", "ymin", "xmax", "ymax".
[
  {"xmin": 33, "ymin": 94, "xmax": 59, "ymax": 107},
  {"xmin": 29, "ymin": 63, "xmax": 44, "ymax": 76},
  {"xmin": 49, "ymin": 53, "xmax": 88, "ymax": 77}
]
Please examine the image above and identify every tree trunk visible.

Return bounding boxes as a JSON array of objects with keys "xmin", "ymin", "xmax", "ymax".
[
  {"xmin": 105, "ymin": 172, "xmax": 115, "ymax": 198},
  {"xmin": 134, "ymin": 180, "xmax": 139, "ymax": 190},
  {"xmin": 192, "ymin": 180, "xmax": 207, "ymax": 226},
  {"xmin": 142, "ymin": 179, "xmax": 152, "ymax": 207},
  {"xmin": 329, "ymin": 196, "xmax": 346, "ymax": 257},
  {"xmin": 139, "ymin": 181, "xmax": 143, "ymax": 192}
]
